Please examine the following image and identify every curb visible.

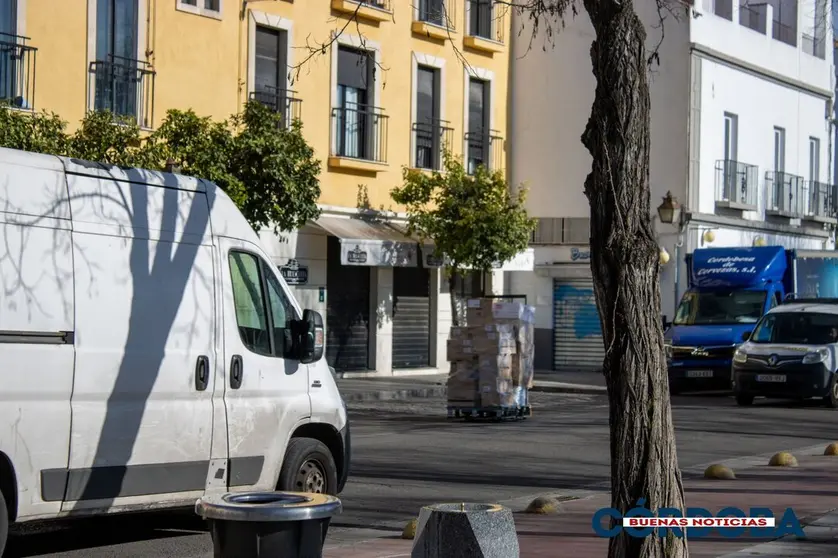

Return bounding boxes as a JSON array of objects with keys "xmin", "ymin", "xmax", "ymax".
[{"xmin": 341, "ymin": 381, "xmax": 605, "ymax": 403}]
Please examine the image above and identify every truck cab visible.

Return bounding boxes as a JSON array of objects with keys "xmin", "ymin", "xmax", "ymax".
[{"xmin": 664, "ymin": 246, "xmax": 789, "ymax": 394}]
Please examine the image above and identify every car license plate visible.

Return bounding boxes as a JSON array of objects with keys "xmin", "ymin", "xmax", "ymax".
[
  {"xmin": 756, "ymin": 374, "xmax": 786, "ymax": 383},
  {"xmin": 686, "ymin": 370, "xmax": 713, "ymax": 378}
]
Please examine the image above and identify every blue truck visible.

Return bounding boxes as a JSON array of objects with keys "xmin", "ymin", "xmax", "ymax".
[{"xmin": 664, "ymin": 245, "xmax": 838, "ymax": 394}]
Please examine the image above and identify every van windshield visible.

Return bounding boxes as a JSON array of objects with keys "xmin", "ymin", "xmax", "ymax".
[
  {"xmin": 751, "ymin": 312, "xmax": 838, "ymax": 344},
  {"xmin": 673, "ymin": 290, "xmax": 766, "ymax": 326}
]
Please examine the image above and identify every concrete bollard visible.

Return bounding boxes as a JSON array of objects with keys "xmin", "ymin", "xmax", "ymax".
[
  {"xmin": 195, "ymin": 491, "xmax": 342, "ymax": 558},
  {"xmin": 412, "ymin": 503, "xmax": 519, "ymax": 558}
]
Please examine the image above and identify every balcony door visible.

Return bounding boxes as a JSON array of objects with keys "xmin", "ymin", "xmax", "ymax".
[
  {"xmin": 415, "ymin": 66, "xmax": 441, "ymax": 170},
  {"xmin": 254, "ymin": 26, "xmax": 289, "ymax": 122},
  {"xmin": 467, "ymin": 77, "xmax": 490, "ymax": 174},
  {"xmin": 0, "ymin": 0, "xmax": 17, "ymax": 101},
  {"xmin": 336, "ymin": 46, "xmax": 374, "ymax": 160},
  {"xmin": 95, "ymin": 0, "xmax": 139, "ymax": 118},
  {"xmin": 722, "ymin": 112, "xmax": 738, "ymax": 202}
]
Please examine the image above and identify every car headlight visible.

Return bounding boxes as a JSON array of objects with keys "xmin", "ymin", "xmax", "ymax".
[
  {"xmin": 802, "ymin": 348, "xmax": 829, "ymax": 364},
  {"xmin": 733, "ymin": 348, "xmax": 748, "ymax": 364}
]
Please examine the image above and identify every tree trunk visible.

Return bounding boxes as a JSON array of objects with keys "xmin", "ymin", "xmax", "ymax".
[
  {"xmin": 580, "ymin": 2, "xmax": 688, "ymax": 557},
  {"xmin": 448, "ymin": 272, "xmax": 460, "ymax": 327}
]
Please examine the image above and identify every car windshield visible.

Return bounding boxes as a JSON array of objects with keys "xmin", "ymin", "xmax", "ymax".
[
  {"xmin": 673, "ymin": 290, "xmax": 766, "ymax": 326},
  {"xmin": 751, "ymin": 312, "xmax": 838, "ymax": 345}
]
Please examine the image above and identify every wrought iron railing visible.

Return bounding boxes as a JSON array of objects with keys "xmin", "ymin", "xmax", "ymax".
[
  {"xmin": 412, "ymin": 119, "xmax": 453, "ymax": 171},
  {"xmin": 0, "ymin": 33, "xmax": 37, "ymax": 110},
  {"xmin": 464, "ymin": 129, "xmax": 504, "ymax": 174},
  {"xmin": 249, "ymin": 87, "xmax": 302, "ymax": 128},
  {"xmin": 803, "ymin": 181, "xmax": 837, "ymax": 220},
  {"xmin": 739, "ymin": 3, "xmax": 767, "ymax": 34},
  {"xmin": 89, "ymin": 55, "xmax": 155, "ymax": 128},
  {"xmin": 714, "ymin": 159, "xmax": 759, "ymax": 208},
  {"xmin": 417, "ymin": 0, "xmax": 456, "ymax": 28},
  {"xmin": 766, "ymin": 171, "xmax": 805, "ymax": 218},
  {"xmin": 468, "ymin": 0, "xmax": 504, "ymax": 43},
  {"xmin": 331, "ymin": 104, "xmax": 389, "ymax": 163}
]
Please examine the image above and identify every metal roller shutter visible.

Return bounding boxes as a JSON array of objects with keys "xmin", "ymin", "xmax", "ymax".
[
  {"xmin": 553, "ymin": 278, "xmax": 605, "ymax": 370},
  {"xmin": 392, "ymin": 266, "xmax": 431, "ymax": 368},
  {"xmin": 326, "ymin": 236, "xmax": 370, "ymax": 371}
]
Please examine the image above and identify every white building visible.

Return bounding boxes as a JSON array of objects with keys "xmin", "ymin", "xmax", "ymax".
[{"xmin": 508, "ymin": 0, "xmax": 835, "ymax": 371}]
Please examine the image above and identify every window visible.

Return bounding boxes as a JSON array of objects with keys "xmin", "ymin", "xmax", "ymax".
[
  {"xmin": 229, "ymin": 251, "xmax": 298, "ymax": 358},
  {"xmin": 414, "ymin": 65, "xmax": 441, "ymax": 170},
  {"xmin": 94, "ymin": 0, "xmax": 140, "ymax": 117},
  {"xmin": 469, "ymin": 0, "xmax": 492, "ymax": 39},
  {"xmin": 335, "ymin": 46, "xmax": 375, "ymax": 159},
  {"xmin": 253, "ymin": 26, "xmax": 289, "ymax": 117},
  {"xmin": 418, "ymin": 0, "xmax": 445, "ymax": 26},
  {"xmin": 466, "ymin": 77, "xmax": 490, "ymax": 174},
  {"xmin": 809, "ymin": 137, "xmax": 820, "ymax": 181},
  {"xmin": 0, "ymin": 0, "xmax": 15, "ymax": 35},
  {"xmin": 673, "ymin": 290, "xmax": 767, "ymax": 326},
  {"xmin": 773, "ymin": 127, "xmax": 785, "ymax": 172},
  {"xmin": 177, "ymin": 0, "xmax": 221, "ymax": 15},
  {"xmin": 751, "ymin": 312, "xmax": 838, "ymax": 344},
  {"xmin": 723, "ymin": 113, "xmax": 738, "ymax": 162}
]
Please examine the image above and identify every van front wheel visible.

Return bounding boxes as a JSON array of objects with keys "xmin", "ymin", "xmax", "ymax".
[
  {"xmin": 278, "ymin": 437, "xmax": 338, "ymax": 496},
  {"xmin": 0, "ymin": 489, "xmax": 8, "ymax": 556}
]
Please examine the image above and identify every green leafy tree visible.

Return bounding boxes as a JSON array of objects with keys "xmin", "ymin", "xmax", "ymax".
[
  {"xmin": 0, "ymin": 101, "xmax": 321, "ymax": 235},
  {"xmin": 391, "ymin": 152, "xmax": 535, "ymax": 325}
]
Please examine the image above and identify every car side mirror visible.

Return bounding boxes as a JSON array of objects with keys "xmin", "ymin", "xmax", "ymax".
[
  {"xmin": 299, "ymin": 309, "xmax": 325, "ymax": 364},
  {"xmin": 741, "ymin": 331, "xmax": 751, "ymax": 342}
]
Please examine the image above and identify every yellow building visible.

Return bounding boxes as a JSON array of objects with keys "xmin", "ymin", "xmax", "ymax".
[{"xmin": 3, "ymin": 0, "xmax": 515, "ymax": 376}]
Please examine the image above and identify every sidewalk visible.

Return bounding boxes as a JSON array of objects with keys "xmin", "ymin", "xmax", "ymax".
[
  {"xmin": 337, "ymin": 369, "xmax": 607, "ymax": 402},
  {"xmin": 323, "ymin": 447, "xmax": 838, "ymax": 558}
]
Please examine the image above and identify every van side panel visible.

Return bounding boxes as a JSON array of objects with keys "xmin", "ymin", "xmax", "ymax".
[
  {"xmin": 59, "ymin": 171, "xmax": 217, "ymax": 512},
  {"xmin": 0, "ymin": 154, "xmax": 74, "ymax": 520}
]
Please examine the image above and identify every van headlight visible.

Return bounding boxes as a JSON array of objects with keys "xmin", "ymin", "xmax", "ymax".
[
  {"xmin": 802, "ymin": 348, "xmax": 829, "ymax": 364},
  {"xmin": 664, "ymin": 342, "xmax": 673, "ymax": 362},
  {"xmin": 733, "ymin": 348, "xmax": 748, "ymax": 364}
]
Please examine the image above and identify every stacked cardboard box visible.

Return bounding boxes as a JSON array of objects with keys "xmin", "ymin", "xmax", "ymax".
[{"xmin": 446, "ymin": 298, "xmax": 536, "ymax": 409}]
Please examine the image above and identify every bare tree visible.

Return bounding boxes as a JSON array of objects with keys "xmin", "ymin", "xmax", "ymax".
[{"xmin": 291, "ymin": 1, "xmax": 690, "ymax": 556}]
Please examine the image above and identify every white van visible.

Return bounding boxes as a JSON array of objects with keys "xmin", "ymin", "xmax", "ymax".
[{"xmin": 0, "ymin": 147, "xmax": 350, "ymax": 552}]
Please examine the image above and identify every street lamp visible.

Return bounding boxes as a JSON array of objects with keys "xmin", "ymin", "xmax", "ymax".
[{"xmin": 656, "ymin": 191, "xmax": 682, "ymax": 226}]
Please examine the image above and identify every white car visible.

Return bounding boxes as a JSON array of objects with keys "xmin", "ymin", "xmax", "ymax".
[
  {"xmin": 732, "ymin": 298, "xmax": 838, "ymax": 408},
  {"xmin": 0, "ymin": 147, "xmax": 350, "ymax": 554}
]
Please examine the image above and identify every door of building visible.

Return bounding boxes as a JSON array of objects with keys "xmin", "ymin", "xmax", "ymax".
[
  {"xmin": 326, "ymin": 236, "xmax": 370, "ymax": 371},
  {"xmin": 392, "ymin": 265, "xmax": 431, "ymax": 368},
  {"xmin": 553, "ymin": 277, "xmax": 605, "ymax": 370}
]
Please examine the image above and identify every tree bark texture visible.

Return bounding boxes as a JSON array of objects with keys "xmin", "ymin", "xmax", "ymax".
[{"xmin": 580, "ymin": 1, "xmax": 688, "ymax": 557}]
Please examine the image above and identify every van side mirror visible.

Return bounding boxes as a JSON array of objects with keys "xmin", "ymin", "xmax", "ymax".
[
  {"xmin": 299, "ymin": 309, "xmax": 325, "ymax": 364},
  {"xmin": 741, "ymin": 331, "xmax": 751, "ymax": 342}
]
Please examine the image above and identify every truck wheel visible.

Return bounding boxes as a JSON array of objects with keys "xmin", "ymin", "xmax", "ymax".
[
  {"xmin": 278, "ymin": 437, "xmax": 338, "ymax": 495},
  {"xmin": 735, "ymin": 393, "xmax": 754, "ymax": 406},
  {"xmin": 0, "ymin": 489, "xmax": 8, "ymax": 557},
  {"xmin": 824, "ymin": 376, "xmax": 838, "ymax": 409}
]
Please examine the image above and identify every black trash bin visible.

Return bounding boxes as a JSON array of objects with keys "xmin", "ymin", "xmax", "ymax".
[{"xmin": 195, "ymin": 491, "xmax": 342, "ymax": 558}]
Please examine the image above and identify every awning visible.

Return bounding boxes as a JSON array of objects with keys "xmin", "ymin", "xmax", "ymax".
[{"xmin": 314, "ymin": 215, "xmax": 418, "ymax": 267}]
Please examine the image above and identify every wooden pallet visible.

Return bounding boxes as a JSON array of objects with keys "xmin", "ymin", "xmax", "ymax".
[{"xmin": 446, "ymin": 405, "xmax": 532, "ymax": 421}]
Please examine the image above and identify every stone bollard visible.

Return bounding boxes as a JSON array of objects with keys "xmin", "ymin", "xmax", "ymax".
[
  {"xmin": 412, "ymin": 503, "xmax": 519, "ymax": 558},
  {"xmin": 195, "ymin": 491, "xmax": 342, "ymax": 558}
]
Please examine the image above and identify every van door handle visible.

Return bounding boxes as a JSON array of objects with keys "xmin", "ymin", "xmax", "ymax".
[
  {"xmin": 230, "ymin": 355, "xmax": 243, "ymax": 389},
  {"xmin": 311, "ymin": 380, "xmax": 322, "ymax": 388},
  {"xmin": 195, "ymin": 355, "xmax": 210, "ymax": 391}
]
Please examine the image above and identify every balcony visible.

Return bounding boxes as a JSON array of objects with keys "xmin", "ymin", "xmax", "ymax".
[
  {"xmin": 412, "ymin": 0, "xmax": 457, "ymax": 40},
  {"xmin": 89, "ymin": 56, "xmax": 155, "ymax": 129},
  {"xmin": 464, "ymin": 0, "xmax": 505, "ymax": 54},
  {"xmin": 803, "ymin": 181, "xmax": 837, "ymax": 224},
  {"xmin": 465, "ymin": 129, "xmax": 504, "ymax": 174},
  {"xmin": 330, "ymin": 0, "xmax": 392, "ymax": 23},
  {"xmin": 714, "ymin": 160, "xmax": 759, "ymax": 212},
  {"xmin": 765, "ymin": 171, "xmax": 805, "ymax": 219},
  {"xmin": 0, "ymin": 33, "xmax": 37, "ymax": 110},
  {"xmin": 329, "ymin": 104, "xmax": 389, "ymax": 173},
  {"xmin": 739, "ymin": 2, "xmax": 767, "ymax": 34},
  {"xmin": 249, "ymin": 87, "xmax": 302, "ymax": 128},
  {"xmin": 412, "ymin": 119, "xmax": 453, "ymax": 171},
  {"xmin": 802, "ymin": 33, "xmax": 826, "ymax": 59}
]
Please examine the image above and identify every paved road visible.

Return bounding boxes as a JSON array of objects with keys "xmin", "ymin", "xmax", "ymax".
[{"xmin": 8, "ymin": 392, "xmax": 837, "ymax": 557}]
